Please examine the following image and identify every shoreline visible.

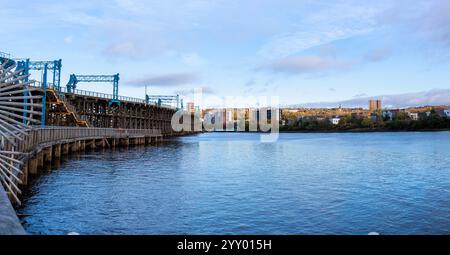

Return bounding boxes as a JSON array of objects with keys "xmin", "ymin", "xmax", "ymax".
[
  {"xmin": 278, "ymin": 128, "xmax": 450, "ymax": 133},
  {"xmin": 207, "ymin": 128, "xmax": 450, "ymax": 134}
]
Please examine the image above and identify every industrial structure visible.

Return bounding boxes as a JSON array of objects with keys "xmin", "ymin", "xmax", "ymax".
[
  {"xmin": 9, "ymin": 54, "xmax": 184, "ymax": 132},
  {"xmin": 0, "ymin": 50, "xmax": 190, "ymax": 209}
]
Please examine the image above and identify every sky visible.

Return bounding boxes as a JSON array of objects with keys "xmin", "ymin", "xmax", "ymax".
[{"xmin": 1, "ymin": 0, "xmax": 450, "ymax": 108}]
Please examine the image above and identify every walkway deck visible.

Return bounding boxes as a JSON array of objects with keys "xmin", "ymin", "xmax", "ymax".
[{"xmin": 1, "ymin": 127, "xmax": 163, "ymax": 204}]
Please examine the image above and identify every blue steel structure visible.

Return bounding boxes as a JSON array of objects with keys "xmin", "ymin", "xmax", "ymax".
[
  {"xmin": 15, "ymin": 59, "xmax": 62, "ymax": 127},
  {"xmin": 16, "ymin": 59, "xmax": 62, "ymax": 90},
  {"xmin": 66, "ymin": 74, "xmax": 120, "ymax": 106},
  {"xmin": 145, "ymin": 94, "xmax": 180, "ymax": 109}
]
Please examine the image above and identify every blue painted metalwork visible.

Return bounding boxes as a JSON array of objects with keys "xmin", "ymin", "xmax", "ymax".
[
  {"xmin": 66, "ymin": 74, "xmax": 120, "ymax": 106},
  {"xmin": 145, "ymin": 94, "xmax": 180, "ymax": 109},
  {"xmin": 16, "ymin": 59, "xmax": 61, "ymax": 125},
  {"xmin": 41, "ymin": 64, "xmax": 48, "ymax": 127},
  {"xmin": 18, "ymin": 59, "xmax": 30, "ymax": 125},
  {"xmin": 16, "ymin": 59, "xmax": 62, "ymax": 91}
]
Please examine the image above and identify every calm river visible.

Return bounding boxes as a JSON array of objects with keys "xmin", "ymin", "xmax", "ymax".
[{"xmin": 19, "ymin": 132, "xmax": 450, "ymax": 234}]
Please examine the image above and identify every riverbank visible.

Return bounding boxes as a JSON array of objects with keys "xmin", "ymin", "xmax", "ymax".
[
  {"xmin": 278, "ymin": 127, "xmax": 450, "ymax": 133},
  {"xmin": 212, "ymin": 128, "xmax": 450, "ymax": 133}
]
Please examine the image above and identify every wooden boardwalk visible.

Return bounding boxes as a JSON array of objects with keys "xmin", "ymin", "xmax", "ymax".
[{"xmin": 1, "ymin": 127, "xmax": 163, "ymax": 205}]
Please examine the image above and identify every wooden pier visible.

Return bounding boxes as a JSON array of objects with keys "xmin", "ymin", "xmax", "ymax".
[{"xmin": 1, "ymin": 127, "xmax": 163, "ymax": 205}]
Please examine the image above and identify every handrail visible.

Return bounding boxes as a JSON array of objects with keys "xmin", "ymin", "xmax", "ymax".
[{"xmin": 17, "ymin": 127, "xmax": 161, "ymax": 153}]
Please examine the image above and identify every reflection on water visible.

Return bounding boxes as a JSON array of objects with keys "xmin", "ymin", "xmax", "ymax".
[{"xmin": 19, "ymin": 132, "xmax": 450, "ymax": 234}]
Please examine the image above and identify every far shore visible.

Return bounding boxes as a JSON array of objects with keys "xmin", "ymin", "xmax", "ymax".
[{"xmin": 202, "ymin": 128, "xmax": 450, "ymax": 134}]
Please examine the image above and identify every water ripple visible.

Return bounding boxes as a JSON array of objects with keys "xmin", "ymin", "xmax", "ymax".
[{"xmin": 18, "ymin": 132, "xmax": 450, "ymax": 235}]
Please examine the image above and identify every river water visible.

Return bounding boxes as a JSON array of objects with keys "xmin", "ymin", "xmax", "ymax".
[{"xmin": 18, "ymin": 132, "xmax": 450, "ymax": 234}]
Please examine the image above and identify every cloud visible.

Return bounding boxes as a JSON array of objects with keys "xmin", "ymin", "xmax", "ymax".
[
  {"xmin": 181, "ymin": 53, "xmax": 206, "ymax": 67},
  {"xmin": 381, "ymin": 0, "xmax": 450, "ymax": 52},
  {"xmin": 364, "ymin": 48, "xmax": 391, "ymax": 62},
  {"xmin": 126, "ymin": 72, "xmax": 199, "ymax": 87},
  {"xmin": 418, "ymin": 0, "xmax": 450, "ymax": 48},
  {"xmin": 353, "ymin": 93, "xmax": 368, "ymax": 98},
  {"xmin": 104, "ymin": 41, "xmax": 144, "ymax": 58},
  {"xmin": 64, "ymin": 36, "xmax": 73, "ymax": 44},
  {"xmin": 257, "ymin": 2, "xmax": 389, "ymax": 59},
  {"xmin": 261, "ymin": 55, "xmax": 354, "ymax": 75},
  {"xmin": 296, "ymin": 88, "xmax": 450, "ymax": 108},
  {"xmin": 173, "ymin": 86, "xmax": 215, "ymax": 96},
  {"xmin": 245, "ymin": 79, "xmax": 255, "ymax": 87},
  {"xmin": 259, "ymin": 28, "xmax": 372, "ymax": 60}
]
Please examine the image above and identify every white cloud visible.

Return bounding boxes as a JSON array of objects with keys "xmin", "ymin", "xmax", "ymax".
[
  {"xmin": 181, "ymin": 53, "xmax": 207, "ymax": 67},
  {"xmin": 364, "ymin": 48, "xmax": 392, "ymax": 62},
  {"xmin": 257, "ymin": 1, "xmax": 390, "ymax": 59},
  {"xmin": 299, "ymin": 88, "xmax": 450, "ymax": 108},
  {"xmin": 261, "ymin": 55, "xmax": 354, "ymax": 75},
  {"xmin": 126, "ymin": 72, "xmax": 199, "ymax": 87},
  {"xmin": 64, "ymin": 36, "xmax": 73, "ymax": 44}
]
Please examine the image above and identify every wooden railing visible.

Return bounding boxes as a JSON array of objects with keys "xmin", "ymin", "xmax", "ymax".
[{"xmin": 14, "ymin": 127, "xmax": 161, "ymax": 153}]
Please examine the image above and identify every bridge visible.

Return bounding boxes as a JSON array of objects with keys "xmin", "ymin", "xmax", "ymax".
[{"xmin": 0, "ymin": 52, "xmax": 193, "ymax": 234}]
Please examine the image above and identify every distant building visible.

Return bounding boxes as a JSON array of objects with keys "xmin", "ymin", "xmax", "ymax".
[
  {"xmin": 187, "ymin": 102, "xmax": 195, "ymax": 113},
  {"xmin": 370, "ymin": 113, "xmax": 380, "ymax": 122},
  {"xmin": 226, "ymin": 109, "xmax": 234, "ymax": 122},
  {"xmin": 249, "ymin": 108, "xmax": 259, "ymax": 121},
  {"xmin": 444, "ymin": 109, "xmax": 450, "ymax": 118},
  {"xmin": 408, "ymin": 112, "xmax": 419, "ymax": 121},
  {"xmin": 434, "ymin": 107, "xmax": 448, "ymax": 118},
  {"xmin": 383, "ymin": 110, "xmax": 395, "ymax": 120},
  {"xmin": 330, "ymin": 117, "xmax": 341, "ymax": 125},
  {"xmin": 369, "ymin": 99, "xmax": 382, "ymax": 112}
]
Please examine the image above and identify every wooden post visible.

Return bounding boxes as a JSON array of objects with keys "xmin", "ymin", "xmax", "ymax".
[
  {"xmin": 37, "ymin": 151, "xmax": 44, "ymax": 170},
  {"xmin": 119, "ymin": 138, "xmax": 129, "ymax": 147},
  {"xmin": 62, "ymin": 143, "xmax": 69, "ymax": 155},
  {"xmin": 70, "ymin": 142, "xmax": 78, "ymax": 153},
  {"xmin": 111, "ymin": 138, "xmax": 117, "ymax": 148},
  {"xmin": 86, "ymin": 140, "xmax": 96, "ymax": 150},
  {"xmin": 95, "ymin": 139, "xmax": 105, "ymax": 148},
  {"xmin": 20, "ymin": 164, "xmax": 28, "ymax": 186},
  {"xmin": 43, "ymin": 147, "xmax": 52, "ymax": 165},
  {"xmin": 80, "ymin": 140, "xmax": 86, "ymax": 151},
  {"xmin": 53, "ymin": 144, "xmax": 62, "ymax": 159},
  {"xmin": 28, "ymin": 157, "xmax": 38, "ymax": 176}
]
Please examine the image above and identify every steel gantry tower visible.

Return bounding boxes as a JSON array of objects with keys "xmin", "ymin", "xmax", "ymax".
[
  {"xmin": 145, "ymin": 94, "xmax": 181, "ymax": 109},
  {"xmin": 13, "ymin": 59, "xmax": 61, "ymax": 127},
  {"xmin": 16, "ymin": 59, "xmax": 62, "ymax": 90},
  {"xmin": 66, "ymin": 74, "xmax": 120, "ymax": 106}
]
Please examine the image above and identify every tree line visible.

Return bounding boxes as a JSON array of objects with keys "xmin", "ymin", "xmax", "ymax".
[{"xmin": 280, "ymin": 109, "xmax": 450, "ymax": 132}]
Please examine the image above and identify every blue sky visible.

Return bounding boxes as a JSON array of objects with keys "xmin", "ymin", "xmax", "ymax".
[{"xmin": 1, "ymin": 0, "xmax": 450, "ymax": 108}]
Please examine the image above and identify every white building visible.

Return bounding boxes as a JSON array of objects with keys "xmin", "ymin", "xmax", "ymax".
[
  {"xmin": 444, "ymin": 110, "xmax": 450, "ymax": 118},
  {"xmin": 226, "ymin": 110, "xmax": 234, "ymax": 122},
  {"xmin": 408, "ymin": 112, "xmax": 419, "ymax": 121},
  {"xmin": 331, "ymin": 117, "xmax": 341, "ymax": 125}
]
